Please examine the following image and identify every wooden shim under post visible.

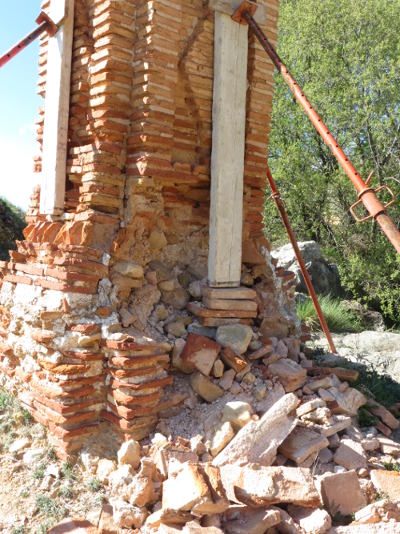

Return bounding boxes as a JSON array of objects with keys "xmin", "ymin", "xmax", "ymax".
[
  {"xmin": 208, "ymin": 11, "xmax": 248, "ymax": 288},
  {"xmin": 40, "ymin": 0, "xmax": 74, "ymax": 217}
]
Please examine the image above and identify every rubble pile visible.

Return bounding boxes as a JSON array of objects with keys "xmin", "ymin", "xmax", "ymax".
[{"xmin": 75, "ymin": 330, "xmax": 400, "ymax": 532}]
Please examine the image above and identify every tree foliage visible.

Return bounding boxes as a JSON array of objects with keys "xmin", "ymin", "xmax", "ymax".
[
  {"xmin": 267, "ymin": 0, "xmax": 400, "ymax": 325},
  {"xmin": 0, "ymin": 198, "xmax": 25, "ymax": 260}
]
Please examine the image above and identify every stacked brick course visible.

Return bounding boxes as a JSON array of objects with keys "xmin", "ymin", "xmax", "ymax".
[
  {"xmin": 0, "ymin": 0, "xmax": 302, "ymax": 456},
  {"xmin": 102, "ymin": 335, "xmax": 173, "ymax": 440}
]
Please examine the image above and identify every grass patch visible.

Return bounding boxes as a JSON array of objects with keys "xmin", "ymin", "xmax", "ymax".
[
  {"xmin": 35, "ymin": 520, "xmax": 55, "ymax": 534},
  {"xmin": 297, "ymin": 295, "xmax": 361, "ymax": 333},
  {"xmin": 33, "ymin": 463, "xmax": 46, "ymax": 480},
  {"xmin": 46, "ymin": 448, "xmax": 57, "ymax": 461},
  {"xmin": 61, "ymin": 462, "xmax": 75, "ymax": 481},
  {"xmin": 21, "ymin": 408, "xmax": 33, "ymax": 426},
  {"xmin": 35, "ymin": 496, "xmax": 66, "ymax": 520},
  {"xmin": 332, "ymin": 511, "xmax": 355, "ymax": 526},
  {"xmin": 383, "ymin": 461, "xmax": 400, "ymax": 472},
  {"xmin": 58, "ymin": 485, "xmax": 73, "ymax": 499},
  {"xmin": 0, "ymin": 389, "xmax": 16, "ymax": 411},
  {"xmin": 35, "ymin": 496, "xmax": 59, "ymax": 516},
  {"xmin": 374, "ymin": 491, "xmax": 390, "ymax": 502},
  {"xmin": 353, "ymin": 368, "xmax": 400, "ymax": 408},
  {"xmin": 357, "ymin": 407, "xmax": 378, "ymax": 428},
  {"xmin": 87, "ymin": 477, "xmax": 102, "ymax": 493}
]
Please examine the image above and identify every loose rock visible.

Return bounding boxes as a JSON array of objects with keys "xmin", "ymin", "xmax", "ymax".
[
  {"xmin": 191, "ymin": 372, "xmax": 224, "ymax": 402},
  {"xmin": 370, "ymin": 469, "xmax": 400, "ymax": 502},
  {"xmin": 221, "ymin": 401, "xmax": 252, "ymax": 430},
  {"xmin": 162, "ymin": 462, "xmax": 229, "ymax": 515},
  {"xmin": 213, "ymin": 393, "xmax": 298, "ymax": 467},
  {"xmin": 222, "ymin": 464, "xmax": 320, "ymax": 507},
  {"xmin": 210, "ymin": 422, "xmax": 235, "ymax": 456},
  {"xmin": 333, "ymin": 439, "xmax": 367, "ymax": 470},
  {"xmin": 117, "ymin": 440, "xmax": 141, "ymax": 469},
  {"xmin": 279, "ymin": 427, "xmax": 329, "ymax": 465},
  {"xmin": 287, "ymin": 505, "xmax": 332, "ymax": 534},
  {"xmin": 216, "ymin": 325, "xmax": 253, "ymax": 355},
  {"xmin": 268, "ymin": 359, "xmax": 307, "ymax": 392},
  {"xmin": 319, "ymin": 470, "xmax": 366, "ymax": 516}
]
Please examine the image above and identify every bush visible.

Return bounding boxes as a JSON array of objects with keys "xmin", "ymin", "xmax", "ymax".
[
  {"xmin": 297, "ymin": 295, "xmax": 361, "ymax": 333},
  {"xmin": 337, "ymin": 240, "xmax": 400, "ymax": 327}
]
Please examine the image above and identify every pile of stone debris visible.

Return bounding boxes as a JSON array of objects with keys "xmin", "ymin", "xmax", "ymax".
[{"xmin": 52, "ymin": 329, "xmax": 400, "ymax": 533}]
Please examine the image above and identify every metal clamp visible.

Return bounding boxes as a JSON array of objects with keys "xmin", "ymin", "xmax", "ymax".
[
  {"xmin": 36, "ymin": 11, "xmax": 58, "ymax": 37},
  {"xmin": 231, "ymin": 1, "xmax": 258, "ymax": 24},
  {"xmin": 350, "ymin": 171, "xmax": 398, "ymax": 222}
]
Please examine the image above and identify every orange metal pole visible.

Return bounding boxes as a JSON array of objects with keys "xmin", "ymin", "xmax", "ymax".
[
  {"xmin": 266, "ymin": 165, "xmax": 337, "ymax": 353},
  {"xmin": 0, "ymin": 12, "xmax": 57, "ymax": 70},
  {"xmin": 241, "ymin": 9, "xmax": 400, "ymax": 257}
]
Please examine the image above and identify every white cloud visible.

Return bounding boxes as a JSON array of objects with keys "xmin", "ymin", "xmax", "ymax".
[{"xmin": 0, "ymin": 133, "xmax": 40, "ymax": 210}]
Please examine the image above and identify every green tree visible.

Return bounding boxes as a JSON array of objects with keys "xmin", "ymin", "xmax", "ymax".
[{"xmin": 267, "ymin": 0, "xmax": 400, "ymax": 325}]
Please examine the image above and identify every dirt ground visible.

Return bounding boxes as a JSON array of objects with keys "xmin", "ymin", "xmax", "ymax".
[{"xmin": 0, "ymin": 393, "xmax": 119, "ymax": 534}]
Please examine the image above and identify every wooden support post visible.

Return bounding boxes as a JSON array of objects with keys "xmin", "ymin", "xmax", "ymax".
[
  {"xmin": 208, "ymin": 11, "xmax": 249, "ymax": 287},
  {"xmin": 40, "ymin": 0, "xmax": 74, "ymax": 216}
]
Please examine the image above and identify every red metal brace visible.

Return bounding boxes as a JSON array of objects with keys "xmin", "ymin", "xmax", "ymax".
[
  {"xmin": 0, "ymin": 11, "xmax": 58, "ymax": 69},
  {"xmin": 233, "ymin": 3, "xmax": 400, "ymax": 256}
]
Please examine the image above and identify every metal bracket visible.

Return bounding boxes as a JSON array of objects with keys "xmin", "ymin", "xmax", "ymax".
[
  {"xmin": 36, "ymin": 11, "xmax": 58, "ymax": 37},
  {"xmin": 350, "ymin": 171, "xmax": 398, "ymax": 222},
  {"xmin": 232, "ymin": 1, "xmax": 258, "ymax": 24}
]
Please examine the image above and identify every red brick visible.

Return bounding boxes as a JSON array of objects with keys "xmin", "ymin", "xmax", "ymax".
[
  {"xmin": 70, "ymin": 323, "xmax": 102, "ymax": 334},
  {"xmin": 32, "ymin": 392, "xmax": 103, "ymax": 415},
  {"xmin": 31, "ymin": 329, "xmax": 57, "ymax": 344},
  {"xmin": 110, "ymin": 376, "xmax": 173, "ymax": 391},
  {"xmin": 180, "ymin": 333, "xmax": 221, "ymax": 376},
  {"xmin": 4, "ymin": 274, "xmax": 32, "ymax": 285},
  {"xmin": 15, "ymin": 263, "xmax": 44, "ymax": 276},
  {"xmin": 97, "ymin": 306, "xmax": 111, "ymax": 317},
  {"xmin": 34, "ymin": 278, "xmax": 67, "ymax": 291}
]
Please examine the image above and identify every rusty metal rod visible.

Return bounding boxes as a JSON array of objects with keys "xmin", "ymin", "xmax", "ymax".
[
  {"xmin": 266, "ymin": 164, "xmax": 337, "ymax": 353},
  {"xmin": 242, "ymin": 10, "xmax": 400, "ymax": 256},
  {"xmin": 0, "ymin": 13, "xmax": 56, "ymax": 70}
]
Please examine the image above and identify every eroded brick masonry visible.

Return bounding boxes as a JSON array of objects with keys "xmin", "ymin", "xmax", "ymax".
[{"xmin": 0, "ymin": 0, "xmax": 302, "ymax": 455}]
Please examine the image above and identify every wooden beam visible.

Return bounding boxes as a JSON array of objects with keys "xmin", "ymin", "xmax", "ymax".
[
  {"xmin": 40, "ymin": 0, "xmax": 74, "ymax": 216},
  {"xmin": 209, "ymin": 0, "xmax": 267, "ymax": 25},
  {"xmin": 208, "ymin": 11, "xmax": 248, "ymax": 288}
]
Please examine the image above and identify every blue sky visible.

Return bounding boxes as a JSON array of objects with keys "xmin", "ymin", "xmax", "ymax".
[{"xmin": 0, "ymin": 0, "xmax": 42, "ymax": 209}]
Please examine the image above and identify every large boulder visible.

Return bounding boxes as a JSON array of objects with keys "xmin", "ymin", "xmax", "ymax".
[
  {"xmin": 272, "ymin": 241, "xmax": 343, "ymax": 297},
  {"xmin": 344, "ymin": 300, "xmax": 385, "ymax": 331},
  {"xmin": 315, "ymin": 330, "xmax": 400, "ymax": 383}
]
